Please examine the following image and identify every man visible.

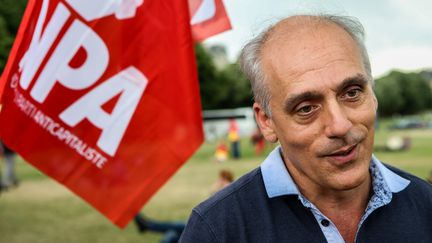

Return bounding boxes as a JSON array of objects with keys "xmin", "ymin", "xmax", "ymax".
[
  {"xmin": 180, "ymin": 14, "xmax": 432, "ymax": 242},
  {"xmin": 1, "ymin": 142, "xmax": 18, "ymax": 189}
]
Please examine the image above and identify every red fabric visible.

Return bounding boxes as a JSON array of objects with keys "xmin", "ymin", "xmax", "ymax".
[
  {"xmin": 189, "ymin": 0, "xmax": 231, "ymax": 42},
  {"xmin": 0, "ymin": 0, "xmax": 203, "ymax": 228}
]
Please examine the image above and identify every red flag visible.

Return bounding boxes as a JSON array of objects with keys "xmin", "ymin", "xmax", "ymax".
[
  {"xmin": 189, "ymin": 0, "xmax": 231, "ymax": 42},
  {"xmin": 0, "ymin": 0, "xmax": 203, "ymax": 228}
]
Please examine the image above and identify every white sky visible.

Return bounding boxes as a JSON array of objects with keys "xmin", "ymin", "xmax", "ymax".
[{"xmin": 203, "ymin": 0, "xmax": 432, "ymax": 78}]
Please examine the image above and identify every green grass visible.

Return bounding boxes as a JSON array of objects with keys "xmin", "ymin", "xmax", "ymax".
[
  {"xmin": 1, "ymin": 121, "xmax": 431, "ymax": 243},
  {"xmin": 374, "ymin": 128, "xmax": 432, "ymax": 179}
]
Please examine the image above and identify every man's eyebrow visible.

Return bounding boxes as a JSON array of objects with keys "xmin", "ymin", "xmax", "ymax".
[
  {"xmin": 283, "ymin": 74, "xmax": 370, "ymax": 112},
  {"xmin": 284, "ymin": 91, "xmax": 323, "ymax": 112},
  {"xmin": 337, "ymin": 74, "xmax": 369, "ymax": 93}
]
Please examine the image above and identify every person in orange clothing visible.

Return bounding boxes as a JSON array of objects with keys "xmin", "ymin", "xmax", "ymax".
[
  {"xmin": 214, "ymin": 142, "xmax": 228, "ymax": 162},
  {"xmin": 227, "ymin": 119, "xmax": 241, "ymax": 159}
]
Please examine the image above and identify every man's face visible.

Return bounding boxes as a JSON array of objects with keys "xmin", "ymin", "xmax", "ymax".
[{"xmin": 256, "ymin": 21, "xmax": 377, "ymax": 193}]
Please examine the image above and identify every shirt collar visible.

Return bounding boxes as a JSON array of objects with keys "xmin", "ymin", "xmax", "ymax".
[
  {"xmin": 371, "ymin": 154, "xmax": 410, "ymax": 193},
  {"xmin": 260, "ymin": 146, "xmax": 410, "ymax": 198},
  {"xmin": 260, "ymin": 146, "xmax": 300, "ymax": 198}
]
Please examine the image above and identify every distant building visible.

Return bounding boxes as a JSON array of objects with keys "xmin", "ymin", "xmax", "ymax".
[{"xmin": 207, "ymin": 44, "xmax": 230, "ymax": 70}]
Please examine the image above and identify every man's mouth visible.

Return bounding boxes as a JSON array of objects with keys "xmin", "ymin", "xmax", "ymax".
[
  {"xmin": 326, "ymin": 144, "xmax": 358, "ymax": 164},
  {"xmin": 330, "ymin": 144, "xmax": 356, "ymax": 156}
]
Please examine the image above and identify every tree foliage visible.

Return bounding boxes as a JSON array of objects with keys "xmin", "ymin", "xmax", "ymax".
[
  {"xmin": 0, "ymin": 16, "xmax": 13, "ymax": 71},
  {"xmin": 194, "ymin": 44, "xmax": 226, "ymax": 109},
  {"xmin": 375, "ymin": 70, "xmax": 432, "ymax": 117},
  {"xmin": 195, "ymin": 44, "xmax": 252, "ymax": 110},
  {"xmin": 216, "ymin": 62, "xmax": 252, "ymax": 108},
  {"xmin": 0, "ymin": 0, "xmax": 27, "ymax": 72},
  {"xmin": 0, "ymin": 0, "xmax": 27, "ymax": 34}
]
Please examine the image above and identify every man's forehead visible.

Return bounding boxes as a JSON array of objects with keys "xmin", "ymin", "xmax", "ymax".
[
  {"xmin": 260, "ymin": 16, "xmax": 365, "ymax": 90},
  {"xmin": 261, "ymin": 15, "xmax": 360, "ymax": 60},
  {"xmin": 263, "ymin": 16, "xmax": 342, "ymax": 48}
]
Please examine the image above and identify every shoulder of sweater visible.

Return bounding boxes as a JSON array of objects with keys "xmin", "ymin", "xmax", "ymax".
[{"xmin": 383, "ymin": 162, "xmax": 432, "ymax": 195}]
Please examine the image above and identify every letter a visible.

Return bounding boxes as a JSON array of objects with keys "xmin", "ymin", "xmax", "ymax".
[{"xmin": 59, "ymin": 67, "xmax": 148, "ymax": 156}]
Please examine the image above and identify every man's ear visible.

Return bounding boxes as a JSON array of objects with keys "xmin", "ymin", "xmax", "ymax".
[{"xmin": 253, "ymin": 102, "xmax": 278, "ymax": 143}]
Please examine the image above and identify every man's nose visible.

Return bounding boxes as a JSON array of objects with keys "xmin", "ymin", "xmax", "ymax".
[{"xmin": 324, "ymin": 102, "xmax": 353, "ymax": 139}]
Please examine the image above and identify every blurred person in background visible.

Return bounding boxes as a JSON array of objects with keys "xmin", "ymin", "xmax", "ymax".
[
  {"xmin": 1, "ymin": 141, "xmax": 19, "ymax": 190},
  {"xmin": 134, "ymin": 214, "xmax": 185, "ymax": 243},
  {"xmin": 210, "ymin": 169, "xmax": 234, "ymax": 194},
  {"xmin": 251, "ymin": 126, "xmax": 265, "ymax": 155},
  {"xmin": 180, "ymin": 14, "xmax": 432, "ymax": 242},
  {"xmin": 214, "ymin": 141, "xmax": 229, "ymax": 163},
  {"xmin": 228, "ymin": 119, "xmax": 241, "ymax": 159},
  {"xmin": 426, "ymin": 171, "xmax": 432, "ymax": 184}
]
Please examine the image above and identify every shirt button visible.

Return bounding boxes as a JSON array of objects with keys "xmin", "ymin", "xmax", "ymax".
[{"xmin": 321, "ymin": 219, "xmax": 330, "ymax": 227}]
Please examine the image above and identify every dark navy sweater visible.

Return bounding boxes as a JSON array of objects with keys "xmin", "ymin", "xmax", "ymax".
[{"xmin": 180, "ymin": 165, "xmax": 432, "ymax": 243}]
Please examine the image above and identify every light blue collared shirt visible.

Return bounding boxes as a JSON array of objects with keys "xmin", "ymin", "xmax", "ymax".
[{"xmin": 261, "ymin": 146, "xmax": 410, "ymax": 243}]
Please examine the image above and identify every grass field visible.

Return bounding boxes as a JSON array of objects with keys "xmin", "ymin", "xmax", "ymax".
[{"xmin": 0, "ymin": 122, "xmax": 431, "ymax": 243}]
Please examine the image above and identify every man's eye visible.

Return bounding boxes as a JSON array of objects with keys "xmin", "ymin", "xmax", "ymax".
[
  {"xmin": 347, "ymin": 89, "xmax": 359, "ymax": 97},
  {"xmin": 343, "ymin": 87, "xmax": 363, "ymax": 100},
  {"xmin": 296, "ymin": 105, "xmax": 316, "ymax": 115}
]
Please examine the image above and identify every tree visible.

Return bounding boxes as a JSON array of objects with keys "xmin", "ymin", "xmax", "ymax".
[
  {"xmin": 195, "ymin": 44, "xmax": 229, "ymax": 110},
  {"xmin": 374, "ymin": 74, "xmax": 404, "ymax": 117},
  {"xmin": 217, "ymin": 62, "xmax": 252, "ymax": 108},
  {"xmin": 398, "ymin": 72, "xmax": 432, "ymax": 114},
  {"xmin": 0, "ymin": 0, "xmax": 28, "ymax": 34},
  {"xmin": 195, "ymin": 44, "xmax": 253, "ymax": 110},
  {"xmin": 0, "ymin": 0, "xmax": 27, "ymax": 72},
  {"xmin": 374, "ymin": 70, "xmax": 432, "ymax": 116},
  {"xmin": 0, "ymin": 16, "xmax": 13, "ymax": 71}
]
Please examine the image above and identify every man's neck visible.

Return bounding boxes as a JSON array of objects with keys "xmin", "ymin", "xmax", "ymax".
[
  {"xmin": 306, "ymin": 177, "xmax": 371, "ymax": 243},
  {"xmin": 304, "ymin": 175, "xmax": 371, "ymax": 211},
  {"xmin": 286, "ymin": 163, "xmax": 372, "ymax": 243}
]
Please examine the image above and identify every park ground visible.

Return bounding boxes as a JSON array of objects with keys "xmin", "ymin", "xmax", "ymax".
[{"xmin": 1, "ymin": 118, "xmax": 431, "ymax": 243}]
